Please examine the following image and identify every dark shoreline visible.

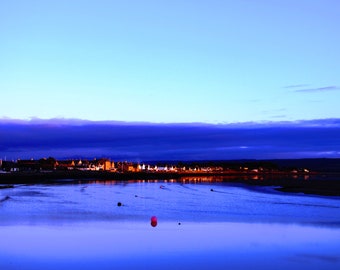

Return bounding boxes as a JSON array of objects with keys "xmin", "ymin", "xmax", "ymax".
[{"xmin": 1, "ymin": 171, "xmax": 340, "ymax": 197}]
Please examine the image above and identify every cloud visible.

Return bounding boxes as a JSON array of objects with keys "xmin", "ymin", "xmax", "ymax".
[
  {"xmin": 294, "ymin": 86, "xmax": 340, "ymax": 93},
  {"xmin": 1, "ymin": 119, "xmax": 340, "ymax": 161},
  {"xmin": 270, "ymin": 115, "xmax": 287, "ymax": 119},
  {"xmin": 284, "ymin": 84, "xmax": 310, "ymax": 89}
]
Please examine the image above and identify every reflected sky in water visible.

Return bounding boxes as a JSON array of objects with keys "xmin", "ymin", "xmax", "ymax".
[{"xmin": 0, "ymin": 180, "xmax": 340, "ymax": 269}]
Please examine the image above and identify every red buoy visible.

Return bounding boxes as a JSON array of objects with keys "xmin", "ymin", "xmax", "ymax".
[{"xmin": 151, "ymin": 216, "xmax": 158, "ymax": 227}]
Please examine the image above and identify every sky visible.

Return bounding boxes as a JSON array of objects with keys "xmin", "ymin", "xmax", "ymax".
[
  {"xmin": 1, "ymin": 0, "xmax": 340, "ymax": 160},
  {"xmin": 1, "ymin": 0, "xmax": 340, "ymax": 123}
]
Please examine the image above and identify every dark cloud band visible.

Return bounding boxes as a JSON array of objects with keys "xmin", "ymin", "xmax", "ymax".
[{"xmin": 1, "ymin": 119, "xmax": 340, "ymax": 160}]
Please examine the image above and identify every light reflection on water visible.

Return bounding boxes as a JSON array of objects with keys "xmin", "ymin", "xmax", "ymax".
[
  {"xmin": 0, "ymin": 180, "xmax": 340, "ymax": 269},
  {"xmin": 1, "ymin": 179, "xmax": 339, "ymax": 225}
]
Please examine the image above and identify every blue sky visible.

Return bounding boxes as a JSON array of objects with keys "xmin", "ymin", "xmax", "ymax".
[{"xmin": 1, "ymin": 0, "xmax": 340, "ymax": 123}]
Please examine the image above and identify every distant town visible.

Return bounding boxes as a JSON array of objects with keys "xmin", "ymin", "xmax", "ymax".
[{"xmin": 0, "ymin": 157, "xmax": 312, "ymax": 175}]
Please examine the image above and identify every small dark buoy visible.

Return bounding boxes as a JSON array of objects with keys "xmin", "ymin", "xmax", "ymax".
[
  {"xmin": 178, "ymin": 222, "xmax": 181, "ymax": 225},
  {"xmin": 151, "ymin": 216, "xmax": 158, "ymax": 227},
  {"xmin": 210, "ymin": 188, "xmax": 214, "ymax": 192},
  {"xmin": 117, "ymin": 202, "xmax": 122, "ymax": 207},
  {"xmin": 135, "ymin": 195, "xmax": 138, "ymax": 197}
]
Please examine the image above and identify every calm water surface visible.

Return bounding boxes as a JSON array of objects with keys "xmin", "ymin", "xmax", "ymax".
[{"xmin": 0, "ymin": 180, "xmax": 340, "ymax": 269}]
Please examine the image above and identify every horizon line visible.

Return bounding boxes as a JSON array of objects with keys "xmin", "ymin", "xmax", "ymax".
[{"xmin": 1, "ymin": 117, "xmax": 340, "ymax": 128}]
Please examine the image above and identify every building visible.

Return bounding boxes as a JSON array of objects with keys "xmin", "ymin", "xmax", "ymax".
[
  {"xmin": 17, "ymin": 159, "xmax": 40, "ymax": 171},
  {"xmin": 39, "ymin": 157, "xmax": 58, "ymax": 171},
  {"xmin": 57, "ymin": 160, "xmax": 76, "ymax": 170},
  {"xmin": 1, "ymin": 161, "xmax": 19, "ymax": 172},
  {"xmin": 116, "ymin": 162, "xmax": 140, "ymax": 172}
]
